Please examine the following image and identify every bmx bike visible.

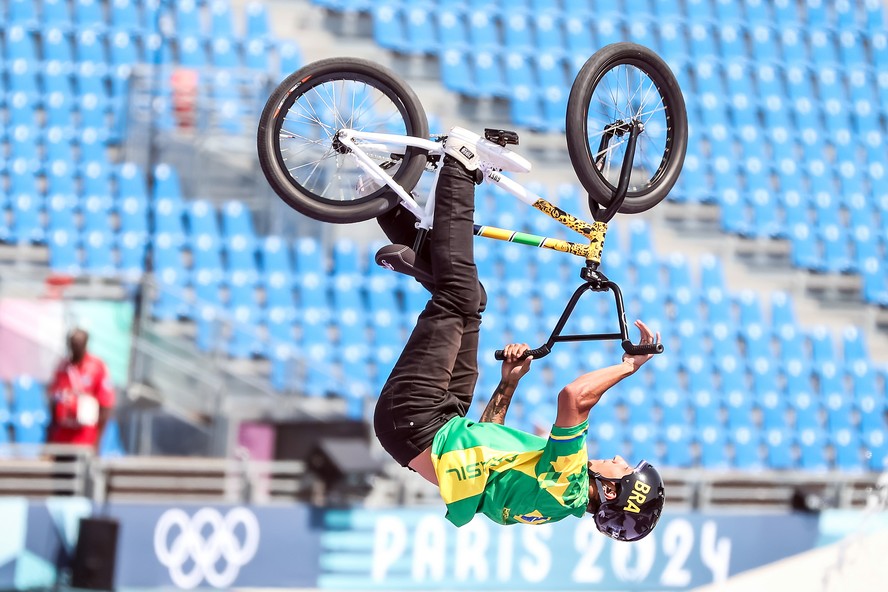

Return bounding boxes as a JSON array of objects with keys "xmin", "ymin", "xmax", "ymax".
[{"xmin": 257, "ymin": 42, "xmax": 688, "ymax": 360}]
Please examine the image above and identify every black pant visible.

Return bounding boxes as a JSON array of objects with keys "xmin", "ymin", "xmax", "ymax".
[{"xmin": 374, "ymin": 157, "xmax": 487, "ymax": 466}]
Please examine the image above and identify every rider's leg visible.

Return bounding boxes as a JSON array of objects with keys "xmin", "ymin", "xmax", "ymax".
[{"xmin": 374, "ymin": 154, "xmax": 482, "ymax": 467}]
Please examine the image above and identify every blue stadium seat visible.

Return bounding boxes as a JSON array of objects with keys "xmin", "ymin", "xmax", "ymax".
[
  {"xmin": 82, "ymin": 230, "xmax": 116, "ymax": 276},
  {"xmin": 47, "ymin": 229, "xmax": 81, "ymax": 274},
  {"xmin": 861, "ymin": 258, "xmax": 888, "ymax": 305},
  {"xmin": 118, "ymin": 231, "xmax": 147, "ymax": 280},
  {"xmin": 192, "ymin": 267, "xmax": 223, "ymax": 308},
  {"xmin": 440, "ymin": 48, "xmax": 474, "ymax": 95},
  {"xmin": 436, "ymin": 4, "xmax": 468, "ymax": 48},
  {"xmin": 277, "ymin": 41, "xmax": 303, "ymax": 77},
  {"xmin": 698, "ymin": 422, "xmax": 730, "ymax": 469},
  {"xmin": 757, "ymin": 388, "xmax": 788, "ymax": 430},
  {"xmin": 174, "ymin": 0, "xmax": 202, "ymax": 36},
  {"xmin": 186, "ymin": 200, "xmax": 220, "ymax": 237},
  {"xmin": 831, "ymin": 428, "xmax": 863, "ymax": 471},
  {"xmin": 403, "ymin": 6, "xmax": 439, "ymax": 54},
  {"xmin": 245, "ymin": 1, "xmax": 271, "ymax": 38},
  {"xmin": 764, "ymin": 428, "xmax": 795, "ymax": 469},
  {"xmin": 730, "ymin": 423, "xmax": 763, "ymax": 469},
  {"xmin": 109, "ymin": 0, "xmax": 141, "ymax": 31},
  {"xmin": 10, "ymin": 376, "xmax": 48, "ymax": 444},
  {"xmin": 98, "ymin": 418, "xmax": 125, "ymax": 457},
  {"xmin": 863, "ymin": 428, "xmax": 888, "ymax": 472},
  {"xmin": 372, "ymin": 4, "xmax": 407, "ymax": 52},
  {"xmin": 841, "ymin": 326, "xmax": 869, "ymax": 366},
  {"xmin": 8, "ymin": 173, "xmax": 45, "ymax": 244},
  {"xmin": 43, "ymin": 0, "xmax": 72, "ymax": 29},
  {"xmin": 9, "ymin": 125, "xmax": 41, "ymax": 174},
  {"xmin": 467, "ymin": 11, "xmax": 498, "ymax": 50},
  {"xmin": 662, "ymin": 424, "xmax": 693, "ymax": 468},
  {"xmin": 789, "ymin": 387, "xmax": 822, "ymax": 430},
  {"xmin": 152, "ymin": 164, "xmax": 183, "ymax": 201},
  {"xmin": 5, "ymin": 25, "xmax": 38, "ymax": 63},
  {"xmin": 42, "ymin": 27, "xmax": 74, "ymax": 67},
  {"xmin": 797, "ymin": 427, "xmax": 828, "ymax": 470},
  {"xmin": 750, "ymin": 24, "xmax": 781, "ymax": 64},
  {"xmin": 470, "ymin": 51, "xmax": 508, "ymax": 97},
  {"xmin": 724, "ymin": 388, "xmax": 755, "ymax": 430},
  {"xmin": 191, "ymin": 233, "xmax": 224, "ymax": 281},
  {"xmin": 808, "ymin": 327, "xmax": 837, "ymax": 366},
  {"xmin": 626, "ymin": 424, "xmax": 661, "ymax": 464},
  {"xmin": 808, "ymin": 28, "xmax": 840, "ymax": 65},
  {"xmin": 74, "ymin": 29, "xmax": 108, "ymax": 73},
  {"xmin": 210, "ymin": 0, "xmax": 234, "ymax": 38},
  {"xmin": 177, "ymin": 36, "xmax": 207, "ymax": 67}
]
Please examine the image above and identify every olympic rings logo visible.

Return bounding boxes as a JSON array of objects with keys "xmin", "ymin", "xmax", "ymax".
[{"xmin": 153, "ymin": 507, "xmax": 260, "ymax": 589}]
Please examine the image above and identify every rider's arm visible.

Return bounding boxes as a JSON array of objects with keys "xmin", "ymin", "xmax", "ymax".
[
  {"xmin": 555, "ymin": 320, "xmax": 659, "ymax": 428},
  {"xmin": 480, "ymin": 343, "xmax": 532, "ymax": 424}
]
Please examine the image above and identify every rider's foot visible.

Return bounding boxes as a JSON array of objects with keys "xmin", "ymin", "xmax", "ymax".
[
  {"xmin": 375, "ymin": 244, "xmax": 433, "ymax": 285},
  {"xmin": 443, "ymin": 127, "xmax": 482, "ymax": 171}
]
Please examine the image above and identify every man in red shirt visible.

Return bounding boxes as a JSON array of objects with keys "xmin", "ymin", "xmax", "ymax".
[{"xmin": 46, "ymin": 328, "xmax": 115, "ymax": 449}]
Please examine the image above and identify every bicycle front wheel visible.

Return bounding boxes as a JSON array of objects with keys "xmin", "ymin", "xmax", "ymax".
[
  {"xmin": 566, "ymin": 43, "xmax": 687, "ymax": 214},
  {"xmin": 257, "ymin": 57, "xmax": 430, "ymax": 224}
]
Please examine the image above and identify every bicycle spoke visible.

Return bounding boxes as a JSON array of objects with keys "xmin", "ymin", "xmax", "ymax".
[
  {"xmin": 583, "ymin": 63, "xmax": 669, "ymax": 194},
  {"xmin": 276, "ymin": 74, "xmax": 412, "ymax": 202}
]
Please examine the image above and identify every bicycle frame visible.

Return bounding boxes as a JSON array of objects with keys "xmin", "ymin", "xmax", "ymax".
[{"xmin": 337, "ymin": 126, "xmax": 663, "ymax": 359}]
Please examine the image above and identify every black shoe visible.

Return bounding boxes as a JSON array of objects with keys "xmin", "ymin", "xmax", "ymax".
[{"xmin": 375, "ymin": 244, "xmax": 433, "ymax": 284}]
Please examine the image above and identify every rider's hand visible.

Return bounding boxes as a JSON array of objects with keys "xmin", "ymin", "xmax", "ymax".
[
  {"xmin": 622, "ymin": 320, "xmax": 660, "ymax": 373},
  {"xmin": 501, "ymin": 343, "xmax": 533, "ymax": 384}
]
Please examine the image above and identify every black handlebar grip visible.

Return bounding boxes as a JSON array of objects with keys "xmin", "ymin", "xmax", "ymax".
[
  {"xmin": 622, "ymin": 341, "xmax": 665, "ymax": 355},
  {"xmin": 494, "ymin": 345, "xmax": 551, "ymax": 360}
]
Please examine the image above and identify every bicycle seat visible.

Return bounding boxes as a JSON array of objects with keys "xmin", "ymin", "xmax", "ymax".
[{"xmin": 484, "ymin": 128, "xmax": 519, "ymax": 146}]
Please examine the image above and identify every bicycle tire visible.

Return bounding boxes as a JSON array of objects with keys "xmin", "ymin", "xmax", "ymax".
[
  {"xmin": 566, "ymin": 43, "xmax": 687, "ymax": 215},
  {"xmin": 257, "ymin": 57, "xmax": 430, "ymax": 224}
]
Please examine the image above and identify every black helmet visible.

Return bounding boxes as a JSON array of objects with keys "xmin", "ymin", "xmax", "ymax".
[{"xmin": 588, "ymin": 460, "xmax": 665, "ymax": 542}]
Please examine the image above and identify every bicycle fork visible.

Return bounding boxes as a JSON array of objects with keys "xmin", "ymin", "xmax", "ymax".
[{"xmin": 494, "ymin": 120, "xmax": 663, "ymax": 360}]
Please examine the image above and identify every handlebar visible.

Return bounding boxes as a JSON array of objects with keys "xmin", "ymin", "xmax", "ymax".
[
  {"xmin": 621, "ymin": 340, "xmax": 665, "ymax": 355},
  {"xmin": 494, "ymin": 345, "xmax": 551, "ymax": 361}
]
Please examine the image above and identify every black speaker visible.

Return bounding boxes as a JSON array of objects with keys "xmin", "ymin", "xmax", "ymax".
[{"xmin": 71, "ymin": 517, "xmax": 119, "ymax": 591}]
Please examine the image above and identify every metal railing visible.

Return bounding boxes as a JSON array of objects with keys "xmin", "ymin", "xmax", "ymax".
[{"xmin": 0, "ymin": 445, "xmax": 883, "ymax": 512}]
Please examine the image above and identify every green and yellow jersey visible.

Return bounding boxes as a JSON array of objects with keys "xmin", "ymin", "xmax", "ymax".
[{"xmin": 430, "ymin": 416, "xmax": 589, "ymax": 527}]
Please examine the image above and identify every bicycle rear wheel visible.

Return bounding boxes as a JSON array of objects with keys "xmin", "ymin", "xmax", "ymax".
[
  {"xmin": 566, "ymin": 43, "xmax": 687, "ymax": 214},
  {"xmin": 257, "ymin": 57, "xmax": 430, "ymax": 224}
]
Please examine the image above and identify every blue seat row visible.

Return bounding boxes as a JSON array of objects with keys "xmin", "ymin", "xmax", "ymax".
[
  {"xmin": 4, "ymin": 0, "xmax": 270, "ymax": 40},
  {"xmin": 0, "ymin": 374, "xmax": 126, "ymax": 453}
]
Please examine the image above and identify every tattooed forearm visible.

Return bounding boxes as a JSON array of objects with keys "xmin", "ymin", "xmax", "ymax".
[{"xmin": 480, "ymin": 380, "xmax": 516, "ymax": 425}]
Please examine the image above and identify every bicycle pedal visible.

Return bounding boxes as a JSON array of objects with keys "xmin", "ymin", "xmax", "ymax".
[{"xmin": 484, "ymin": 128, "xmax": 519, "ymax": 147}]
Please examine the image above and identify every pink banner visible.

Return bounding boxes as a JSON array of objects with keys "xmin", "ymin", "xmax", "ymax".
[{"xmin": 0, "ymin": 299, "xmax": 67, "ymax": 382}]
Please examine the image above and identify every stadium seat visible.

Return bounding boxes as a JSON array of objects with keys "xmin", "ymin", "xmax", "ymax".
[
  {"xmin": 789, "ymin": 386, "xmax": 822, "ymax": 431},
  {"xmin": 757, "ymin": 389, "xmax": 788, "ymax": 430},
  {"xmin": 730, "ymin": 423, "xmax": 763, "ymax": 470},
  {"xmin": 403, "ymin": 6, "xmax": 439, "ymax": 55},
  {"xmin": 118, "ymin": 231, "xmax": 147, "ymax": 280},
  {"xmin": 99, "ymin": 419, "xmax": 126, "ymax": 456},
  {"xmin": 8, "ymin": 173, "xmax": 45, "ymax": 244},
  {"xmin": 42, "ymin": 0, "xmax": 72, "ymax": 29},
  {"xmin": 797, "ymin": 427, "xmax": 828, "ymax": 470},
  {"xmin": 82, "ymin": 230, "xmax": 116, "ymax": 276},
  {"xmin": 372, "ymin": 4, "xmax": 408, "ymax": 52},
  {"xmin": 209, "ymin": 0, "xmax": 234, "ymax": 38},
  {"xmin": 626, "ymin": 424, "xmax": 661, "ymax": 465},
  {"xmin": 764, "ymin": 427, "xmax": 795, "ymax": 469},
  {"xmin": 831, "ymin": 428, "xmax": 863, "ymax": 471},
  {"xmin": 10, "ymin": 376, "xmax": 49, "ymax": 444},
  {"xmin": 862, "ymin": 428, "xmax": 888, "ymax": 472},
  {"xmin": 662, "ymin": 423, "xmax": 693, "ymax": 468},
  {"xmin": 698, "ymin": 422, "xmax": 730, "ymax": 469}
]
